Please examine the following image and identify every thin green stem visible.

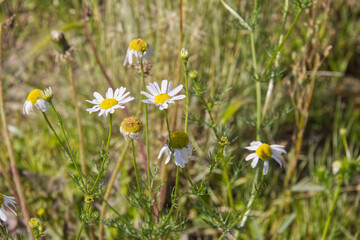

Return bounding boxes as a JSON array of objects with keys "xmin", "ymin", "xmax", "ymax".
[
  {"xmin": 50, "ymin": 102, "xmax": 85, "ymax": 188},
  {"xmin": 231, "ymin": 167, "xmax": 264, "ymax": 228},
  {"xmin": 42, "ymin": 112, "xmax": 68, "ymax": 154},
  {"xmin": 156, "ymin": 166, "xmax": 180, "ymax": 229},
  {"xmin": 183, "ymin": 60, "xmax": 189, "ymax": 133},
  {"xmin": 321, "ymin": 175, "xmax": 343, "ymax": 240},
  {"xmin": 258, "ymin": 8, "xmax": 303, "ymax": 84},
  {"xmin": 182, "ymin": 168, "xmax": 194, "ymax": 189},
  {"xmin": 220, "ymin": 147, "xmax": 234, "ymax": 211},
  {"xmin": 131, "ymin": 139, "xmax": 141, "ymax": 194},
  {"xmin": 90, "ymin": 114, "xmax": 112, "ymax": 194},
  {"xmin": 75, "ymin": 222, "xmax": 85, "ymax": 240},
  {"xmin": 141, "ymin": 60, "xmax": 152, "ymax": 202},
  {"xmin": 164, "ymin": 109, "xmax": 172, "ymax": 147},
  {"xmin": 197, "ymin": 156, "xmax": 218, "ymax": 193},
  {"xmin": 99, "ymin": 195, "xmax": 122, "ymax": 218}
]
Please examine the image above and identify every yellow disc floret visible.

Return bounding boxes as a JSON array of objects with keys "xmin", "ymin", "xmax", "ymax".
[
  {"xmin": 121, "ymin": 117, "xmax": 143, "ymax": 133},
  {"xmin": 27, "ymin": 89, "xmax": 43, "ymax": 104},
  {"xmin": 29, "ymin": 218, "xmax": 40, "ymax": 229},
  {"xmin": 0, "ymin": 193, "xmax": 3, "ymax": 205},
  {"xmin": 154, "ymin": 93, "xmax": 170, "ymax": 104},
  {"xmin": 170, "ymin": 131, "xmax": 189, "ymax": 149},
  {"xmin": 129, "ymin": 39, "xmax": 148, "ymax": 53},
  {"xmin": 100, "ymin": 98, "xmax": 118, "ymax": 109},
  {"xmin": 256, "ymin": 144, "xmax": 273, "ymax": 161}
]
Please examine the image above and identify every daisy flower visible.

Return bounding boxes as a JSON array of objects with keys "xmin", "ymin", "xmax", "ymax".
[
  {"xmin": 245, "ymin": 141, "xmax": 287, "ymax": 175},
  {"xmin": 86, "ymin": 87, "xmax": 134, "ymax": 118},
  {"xmin": 158, "ymin": 131, "xmax": 192, "ymax": 168},
  {"xmin": 120, "ymin": 117, "xmax": 143, "ymax": 141},
  {"xmin": 23, "ymin": 89, "xmax": 50, "ymax": 115},
  {"xmin": 0, "ymin": 193, "xmax": 16, "ymax": 223},
  {"xmin": 123, "ymin": 38, "xmax": 154, "ymax": 66},
  {"xmin": 141, "ymin": 79, "xmax": 185, "ymax": 110}
]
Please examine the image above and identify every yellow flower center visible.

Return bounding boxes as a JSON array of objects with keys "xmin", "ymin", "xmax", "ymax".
[
  {"xmin": 27, "ymin": 89, "xmax": 43, "ymax": 105},
  {"xmin": 154, "ymin": 94, "xmax": 170, "ymax": 104},
  {"xmin": 0, "ymin": 193, "xmax": 4, "ymax": 205},
  {"xmin": 100, "ymin": 98, "xmax": 118, "ymax": 109},
  {"xmin": 129, "ymin": 39, "xmax": 148, "ymax": 53},
  {"xmin": 256, "ymin": 144, "xmax": 273, "ymax": 161},
  {"xmin": 170, "ymin": 131, "xmax": 189, "ymax": 149},
  {"xmin": 121, "ymin": 117, "xmax": 143, "ymax": 133}
]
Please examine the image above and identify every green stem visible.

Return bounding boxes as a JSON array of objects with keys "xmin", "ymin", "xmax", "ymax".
[
  {"xmin": 183, "ymin": 60, "xmax": 189, "ymax": 133},
  {"xmin": 50, "ymin": 102, "xmax": 85, "ymax": 188},
  {"xmin": 258, "ymin": 8, "xmax": 303, "ymax": 84},
  {"xmin": 164, "ymin": 109, "xmax": 172, "ymax": 147},
  {"xmin": 141, "ymin": 60, "xmax": 152, "ymax": 202},
  {"xmin": 220, "ymin": 147, "xmax": 234, "ymax": 211},
  {"xmin": 197, "ymin": 156, "xmax": 218, "ymax": 193},
  {"xmin": 75, "ymin": 222, "xmax": 85, "ymax": 240},
  {"xmin": 90, "ymin": 114, "xmax": 112, "ymax": 194},
  {"xmin": 182, "ymin": 168, "xmax": 194, "ymax": 189},
  {"xmin": 42, "ymin": 112, "xmax": 68, "ymax": 154},
  {"xmin": 321, "ymin": 175, "xmax": 343, "ymax": 240},
  {"xmin": 232, "ymin": 167, "xmax": 263, "ymax": 228},
  {"xmin": 156, "ymin": 166, "xmax": 180, "ymax": 229},
  {"xmin": 131, "ymin": 139, "xmax": 141, "ymax": 194}
]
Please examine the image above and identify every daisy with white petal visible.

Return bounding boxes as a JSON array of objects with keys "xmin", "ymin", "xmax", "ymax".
[
  {"xmin": 120, "ymin": 117, "xmax": 143, "ymax": 141},
  {"xmin": 0, "ymin": 193, "xmax": 17, "ymax": 223},
  {"xmin": 123, "ymin": 38, "xmax": 154, "ymax": 66},
  {"xmin": 23, "ymin": 89, "xmax": 50, "ymax": 115},
  {"xmin": 141, "ymin": 79, "xmax": 186, "ymax": 110},
  {"xmin": 158, "ymin": 131, "xmax": 192, "ymax": 168},
  {"xmin": 245, "ymin": 141, "xmax": 287, "ymax": 175},
  {"xmin": 86, "ymin": 87, "xmax": 134, "ymax": 118}
]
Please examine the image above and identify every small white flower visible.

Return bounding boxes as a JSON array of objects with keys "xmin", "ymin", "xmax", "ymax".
[
  {"xmin": 120, "ymin": 117, "xmax": 143, "ymax": 141},
  {"xmin": 0, "ymin": 193, "xmax": 17, "ymax": 223},
  {"xmin": 86, "ymin": 87, "xmax": 134, "ymax": 118},
  {"xmin": 180, "ymin": 48, "xmax": 189, "ymax": 60},
  {"xmin": 23, "ymin": 89, "xmax": 50, "ymax": 115},
  {"xmin": 245, "ymin": 141, "xmax": 287, "ymax": 175},
  {"xmin": 141, "ymin": 79, "xmax": 185, "ymax": 110},
  {"xmin": 158, "ymin": 131, "xmax": 192, "ymax": 168},
  {"xmin": 332, "ymin": 161, "xmax": 341, "ymax": 175},
  {"xmin": 123, "ymin": 38, "xmax": 154, "ymax": 66}
]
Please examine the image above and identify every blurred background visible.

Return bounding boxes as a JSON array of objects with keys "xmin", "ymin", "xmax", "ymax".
[{"xmin": 0, "ymin": 0, "xmax": 360, "ymax": 239}]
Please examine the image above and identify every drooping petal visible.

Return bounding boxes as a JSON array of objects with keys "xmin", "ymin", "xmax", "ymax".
[
  {"xmin": 158, "ymin": 145, "xmax": 168, "ymax": 159},
  {"xmin": 263, "ymin": 161, "xmax": 269, "ymax": 175},
  {"xmin": 272, "ymin": 155, "xmax": 283, "ymax": 167},
  {"xmin": 180, "ymin": 148, "xmax": 189, "ymax": 163},
  {"xmin": 174, "ymin": 150, "xmax": 185, "ymax": 168},
  {"xmin": 251, "ymin": 156, "xmax": 259, "ymax": 168}
]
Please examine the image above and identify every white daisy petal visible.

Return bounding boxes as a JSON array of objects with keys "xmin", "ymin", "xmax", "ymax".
[
  {"xmin": 174, "ymin": 150, "xmax": 185, "ymax": 168},
  {"xmin": 187, "ymin": 143, "xmax": 192, "ymax": 155},
  {"xmin": 168, "ymin": 81, "xmax": 173, "ymax": 92},
  {"xmin": 272, "ymin": 155, "xmax": 283, "ymax": 167},
  {"xmin": 168, "ymin": 84, "xmax": 183, "ymax": 96},
  {"xmin": 245, "ymin": 153, "xmax": 257, "ymax": 161},
  {"xmin": 263, "ymin": 161, "xmax": 269, "ymax": 175},
  {"xmin": 158, "ymin": 145, "xmax": 168, "ymax": 159},
  {"xmin": 153, "ymin": 82, "xmax": 161, "ymax": 93},
  {"xmin": 93, "ymin": 92, "xmax": 104, "ymax": 101},
  {"xmin": 251, "ymin": 156, "xmax": 259, "ymax": 168},
  {"xmin": 245, "ymin": 145, "xmax": 259, "ymax": 151},
  {"xmin": 146, "ymin": 84, "xmax": 158, "ymax": 96},
  {"xmin": 161, "ymin": 80, "xmax": 168, "ymax": 93},
  {"xmin": 106, "ymin": 88, "xmax": 113, "ymax": 98}
]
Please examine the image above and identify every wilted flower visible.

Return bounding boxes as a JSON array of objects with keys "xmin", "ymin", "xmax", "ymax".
[
  {"xmin": 158, "ymin": 131, "xmax": 192, "ymax": 168},
  {"xmin": 123, "ymin": 38, "xmax": 154, "ymax": 66},
  {"xmin": 23, "ymin": 89, "xmax": 50, "ymax": 115},
  {"xmin": 120, "ymin": 117, "xmax": 143, "ymax": 140}
]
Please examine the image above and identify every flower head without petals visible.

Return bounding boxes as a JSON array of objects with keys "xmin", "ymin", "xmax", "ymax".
[
  {"xmin": 141, "ymin": 80, "xmax": 185, "ymax": 110},
  {"xmin": 123, "ymin": 38, "xmax": 154, "ymax": 66},
  {"xmin": 245, "ymin": 141, "xmax": 287, "ymax": 175},
  {"xmin": 23, "ymin": 89, "xmax": 50, "ymax": 115},
  {"xmin": 0, "ymin": 193, "xmax": 16, "ymax": 223},
  {"xmin": 158, "ymin": 131, "xmax": 192, "ymax": 168},
  {"xmin": 86, "ymin": 87, "xmax": 134, "ymax": 118}
]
